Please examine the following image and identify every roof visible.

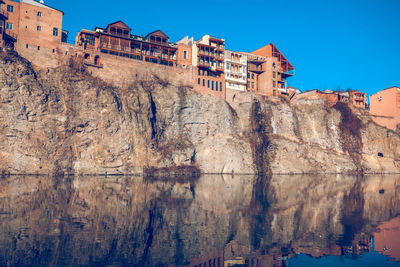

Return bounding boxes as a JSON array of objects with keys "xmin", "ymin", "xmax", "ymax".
[
  {"xmin": 145, "ymin": 29, "xmax": 169, "ymax": 39},
  {"xmin": 106, "ymin": 20, "xmax": 131, "ymax": 31},
  {"xmin": 22, "ymin": 0, "xmax": 64, "ymax": 14}
]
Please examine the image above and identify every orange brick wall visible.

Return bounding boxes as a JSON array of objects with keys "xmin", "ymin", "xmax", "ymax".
[
  {"xmin": 193, "ymin": 67, "xmax": 225, "ymax": 99},
  {"xmin": 3, "ymin": 0, "xmax": 20, "ymax": 35},
  {"xmin": 176, "ymin": 43, "xmax": 191, "ymax": 69},
  {"xmin": 370, "ymin": 87, "xmax": 400, "ymax": 117},
  {"xmin": 87, "ymin": 52, "xmax": 193, "ymax": 87},
  {"xmin": 369, "ymin": 87, "xmax": 400, "ymax": 130}
]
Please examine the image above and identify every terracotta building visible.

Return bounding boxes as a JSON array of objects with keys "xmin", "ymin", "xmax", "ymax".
[
  {"xmin": 75, "ymin": 21, "xmax": 178, "ymax": 68},
  {"xmin": 224, "ymin": 50, "xmax": 247, "ymax": 102},
  {"xmin": 374, "ymin": 217, "xmax": 400, "ymax": 261},
  {"xmin": 249, "ymin": 43, "xmax": 295, "ymax": 96},
  {"xmin": 1, "ymin": 0, "xmax": 64, "ymax": 53},
  {"xmin": 176, "ymin": 35, "xmax": 193, "ymax": 69},
  {"xmin": 369, "ymin": 86, "xmax": 400, "ymax": 131},
  {"xmin": 0, "ymin": 0, "xmax": 6, "ymax": 48},
  {"xmin": 191, "ymin": 35, "xmax": 225, "ymax": 99}
]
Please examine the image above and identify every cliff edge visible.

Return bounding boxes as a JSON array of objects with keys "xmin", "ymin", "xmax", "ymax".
[{"xmin": 0, "ymin": 53, "xmax": 399, "ymax": 175}]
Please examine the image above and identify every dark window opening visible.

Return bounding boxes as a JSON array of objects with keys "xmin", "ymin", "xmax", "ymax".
[{"xmin": 378, "ymin": 152, "xmax": 384, "ymax": 158}]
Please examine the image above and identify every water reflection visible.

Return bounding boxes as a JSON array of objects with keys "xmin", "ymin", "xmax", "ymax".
[{"xmin": 0, "ymin": 174, "xmax": 398, "ymax": 266}]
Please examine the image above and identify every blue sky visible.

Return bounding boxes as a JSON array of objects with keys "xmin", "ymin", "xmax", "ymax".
[{"xmin": 50, "ymin": 0, "xmax": 399, "ymax": 96}]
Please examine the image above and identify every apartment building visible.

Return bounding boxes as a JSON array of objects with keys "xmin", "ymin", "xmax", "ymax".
[
  {"xmin": 250, "ymin": 43, "xmax": 295, "ymax": 96},
  {"xmin": 369, "ymin": 87, "xmax": 400, "ymax": 130},
  {"xmin": 76, "ymin": 21, "xmax": 178, "ymax": 68},
  {"xmin": 176, "ymin": 35, "xmax": 193, "ymax": 69},
  {"xmin": 348, "ymin": 90, "xmax": 366, "ymax": 109},
  {"xmin": 192, "ymin": 35, "xmax": 225, "ymax": 99},
  {"xmin": 1, "ymin": 0, "xmax": 63, "ymax": 53},
  {"xmin": 0, "ymin": 0, "xmax": 5, "ymax": 48}
]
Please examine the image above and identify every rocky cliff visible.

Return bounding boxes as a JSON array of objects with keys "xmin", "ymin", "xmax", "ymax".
[{"xmin": 0, "ymin": 52, "xmax": 399, "ymax": 175}]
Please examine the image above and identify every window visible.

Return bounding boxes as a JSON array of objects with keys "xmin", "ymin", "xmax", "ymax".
[
  {"xmin": 53, "ymin": 27, "xmax": 58, "ymax": 37},
  {"xmin": 273, "ymin": 81, "xmax": 276, "ymax": 87},
  {"xmin": 26, "ymin": 44, "xmax": 29, "ymax": 48},
  {"xmin": 183, "ymin": 50, "xmax": 187, "ymax": 59},
  {"xmin": 7, "ymin": 5, "xmax": 13, "ymax": 13},
  {"xmin": 207, "ymin": 80, "xmax": 210, "ymax": 88},
  {"xmin": 252, "ymin": 73, "xmax": 254, "ymax": 79},
  {"xmin": 212, "ymin": 81, "xmax": 214, "ymax": 90},
  {"xmin": 84, "ymin": 34, "xmax": 95, "ymax": 46},
  {"xmin": 247, "ymin": 73, "xmax": 250, "ymax": 79},
  {"xmin": 38, "ymin": 46, "xmax": 40, "ymax": 51},
  {"xmin": 216, "ymin": 82, "xmax": 218, "ymax": 91},
  {"xmin": 37, "ymin": 26, "xmax": 41, "ymax": 31},
  {"xmin": 52, "ymin": 49, "xmax": 55, "ymax": 53},
  {"xmin": 6, "ymin": 22, "xmax": 13, "ymax": 30},
  {"xmin": 202, "ymin": 79, "xmax": 205, "ymax": 87},
  {"xmin": 37, "ymin": 11, "xmax": 42, "ymax": 17},
  {"xmin": 198, "ymin": 68, "xmax": 201, "ymax": 75},
  {"xmin": 220, "ymin": 82, "xmax": 222, "ymax": 91}
]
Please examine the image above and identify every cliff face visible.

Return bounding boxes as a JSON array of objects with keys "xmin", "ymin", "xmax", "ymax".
[{"xmin": 0, "ymin": 52, "xmax": 399, "ymax": 175}]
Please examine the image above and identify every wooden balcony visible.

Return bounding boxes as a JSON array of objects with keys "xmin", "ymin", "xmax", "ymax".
[
  {"xmin": 4, "ymin": 29, "xmax": 16, "ymax": 40},
  {"xmin": 279, "ymin": 69, "xmax": 295, "ymax": 77},
  {"xmin": 248, "ymin": 64, "xmax": 264, "ymax": 73},
  {"xmin": 0, "ymin": 9, "xmax": 8, "ymax": 19}
]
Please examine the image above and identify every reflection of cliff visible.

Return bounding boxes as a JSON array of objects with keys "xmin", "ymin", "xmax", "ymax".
[{"xmin": 0, "ymin": 174, "xmax": 399, "ymax": 266}]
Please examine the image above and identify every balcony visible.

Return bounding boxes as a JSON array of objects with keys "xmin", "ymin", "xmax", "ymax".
[
  {"xmin": 0, "ymin": 9, "xmax": 8, "ymax": 19},
  {"xmin": 197, "ymin": 61, "xmax": 212, "ymax": 69},
  {"xmin": 4, "ymin": 29, "xmax": 16, "ymax": 40},
  {"xmin": 248, "ymin": 64, "xmax": 264, "ymax": 73},
  {"xmin": 279, "ymin": 69, "xmax": 295, "ymax": 77}
]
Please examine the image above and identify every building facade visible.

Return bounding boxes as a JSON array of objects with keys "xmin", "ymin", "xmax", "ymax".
[
  {"xmin": 250, "ymin": 43, "xmax": 295, "ymax": 96},
  {"xmin": 176, "ymin": 36, "xmax": 193, "ymax": 69},
  {"xmin": 2, "ymin": 0, "xmax": 63, "ymax": 53},
  {"xmin": 369, "ymin": 87, "xmax": 400, "ymax": 130},
  {"xmin": 76, "ymin": 21, "xmax": 178, "ymax": 68},
  {"xmin": 224, "ymin": 50, "xmax": 248, "ymax": 102},
  {"xmin": 192, "ymin": 35, "xmax": 225, "ymax": 99}
]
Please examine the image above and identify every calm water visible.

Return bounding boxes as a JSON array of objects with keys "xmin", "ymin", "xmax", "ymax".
[{"xmin": 0, "ymin": 174, "xmax": 399, "ymax": 266}]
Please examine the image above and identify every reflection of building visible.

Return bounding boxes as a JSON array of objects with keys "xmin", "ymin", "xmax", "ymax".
[
  {"xmin": 369, "ymin": 87, "xmax": 400, "ymax": 130},
  {"xmin": 75, "ymin": 21, "xmax": 178, "ymax": 68},
  {"xmin": 192, "ymin": 35, "xmax": 226, "ymax": 99},
  {"xmin": 188, "ymin": 251, "xmax": 224, "ymax": 267},
  {"xmin": 374, "ymin": 216, "xmax": 400, "ymax": 261}
]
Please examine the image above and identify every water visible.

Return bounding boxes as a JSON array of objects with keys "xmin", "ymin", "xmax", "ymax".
[{"xmin": 0, "ymin": 174, "xmax": 399, "ymax": 266}]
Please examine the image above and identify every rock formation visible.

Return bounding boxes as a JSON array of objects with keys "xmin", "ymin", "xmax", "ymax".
[{"xmin": 0, "ymin": 52, "xmax": 399, "ymax": 175}]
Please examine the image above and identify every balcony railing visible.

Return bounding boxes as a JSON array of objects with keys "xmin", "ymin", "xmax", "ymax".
[
  {"xmin": 101, "ymin": 43, "xmax": 176, "ymax": 60},
  {"xmin": 279, "ymin": 69, "xmax": 295, "ymax": 76},
  {"xmin": 0, "ymin": 9, "xmax": 8, "ymax": 19},
  {"xmin": 4, "ymin": 29, "xmax": 16, "ymax": 40}
]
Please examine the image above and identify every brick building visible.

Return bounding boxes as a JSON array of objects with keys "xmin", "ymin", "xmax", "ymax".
[
  {"xmin": 249, "ymin": 43, "xmax": 295, "ymax": 96},
  {"xmin": 176, "ymin": 35, "xmax": 193, "ymax": 69},
  {"xmin": 1, "ymin": 0, "xmax": 64, "ymax": 54},
  {"xmin": 75, "ymin": 21, "xmax": 179, "ymax": 68},
  {"xmin": 369, "ymin": 87, "xmax": 400, "ymax": 130},
  {"xmin": 192, "ymin": 35, "xmax": 225, "ymax": 99}
]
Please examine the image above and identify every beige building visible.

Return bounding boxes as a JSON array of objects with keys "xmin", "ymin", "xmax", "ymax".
[{"xmin": 224, "ymin": 50, "xmax": 247, "ymax": 102}]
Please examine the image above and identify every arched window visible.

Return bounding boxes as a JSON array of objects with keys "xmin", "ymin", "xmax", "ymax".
[
  {"xmin": 94, "ymin": 55, "xmax": 100, "ymax": 65},
  {"xmin": 84, "ymin": 53, "xmax": 90, "ymax": 59}
]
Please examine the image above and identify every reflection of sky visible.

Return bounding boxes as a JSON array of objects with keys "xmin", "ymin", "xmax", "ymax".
[
  {"xmin": 289, "ymin": 251, "xmax": 400, "ymax": 267},
  {"xmin": 289, "ymin": 217, "xmax": 400, "ymax": 266}
]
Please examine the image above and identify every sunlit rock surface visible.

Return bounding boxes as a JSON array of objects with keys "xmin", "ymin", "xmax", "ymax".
[{"xmin": 0, "ymin": 52, "xmax": 399, "ymax": 174}]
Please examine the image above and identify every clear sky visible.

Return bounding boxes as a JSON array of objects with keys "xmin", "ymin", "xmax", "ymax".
[{"xmin": 50, "ymin": 0, "xmax": 399, "ymax": 96}]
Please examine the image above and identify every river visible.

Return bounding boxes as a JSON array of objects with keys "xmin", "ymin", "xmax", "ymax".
[{"xmin": 0, "ymin": 174, "xmax": 399, "ymax": 266}]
